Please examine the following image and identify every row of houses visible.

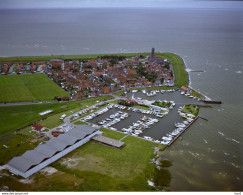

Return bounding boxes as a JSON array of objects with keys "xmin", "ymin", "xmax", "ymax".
[
  {"xmin": 0, "ymin": 62, "xmax": 48, "ymax": 74},
  {"xmin": 46, "ymin": 54, "xmax": 174, "ymax": 99}
]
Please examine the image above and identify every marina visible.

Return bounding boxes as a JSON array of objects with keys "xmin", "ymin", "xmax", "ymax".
[{"xmin": 78, "ymin": 90, "xmax": 205, "ymax": 145}]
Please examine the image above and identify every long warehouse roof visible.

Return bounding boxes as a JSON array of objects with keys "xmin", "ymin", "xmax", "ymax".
[{"xmin": 8, "ymin": 125, "xmax": 97, "ymax": 173}]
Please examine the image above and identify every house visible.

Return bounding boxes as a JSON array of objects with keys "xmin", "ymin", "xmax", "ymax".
[
  {"xmin": 51, "ymin": 130, "xmax": 64, "ymax": 137},
  {"xmin": 32, "ymin": 124, "xmax": 45, "ymax": 131},
  {"xmin": 127, "ymin": 99, "xmax": 138, "ymax": 105},
  {"xmin": 127, "ymin": 69, "xmax": 137, "ymax": 76},
  {"xmin": 181, "ymin": 86, "xmax": 189, "ymax": 91},
  {"xmin": 102, "ymin": 86, "xmax": 112, "ymax": 94}
]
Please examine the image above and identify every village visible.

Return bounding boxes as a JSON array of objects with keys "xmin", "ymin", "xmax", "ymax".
[{"xmin": 0, "ymin": 49, "xmax": 174, "ymax": 100}]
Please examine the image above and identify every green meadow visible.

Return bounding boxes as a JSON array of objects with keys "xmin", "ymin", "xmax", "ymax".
[{"xmin": 0, "ymin": 73, "xmax": 69, "ymax": 102}]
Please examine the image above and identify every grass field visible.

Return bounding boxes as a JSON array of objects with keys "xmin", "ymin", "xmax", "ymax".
[{"xmin": 0, "ymin": 73, "xmax": 69, "ymax": 102}]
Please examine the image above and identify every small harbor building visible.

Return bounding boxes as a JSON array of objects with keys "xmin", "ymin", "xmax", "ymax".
[{"xmin": 7, "ymin": 125, "xmax": 101, "ymax": 178}]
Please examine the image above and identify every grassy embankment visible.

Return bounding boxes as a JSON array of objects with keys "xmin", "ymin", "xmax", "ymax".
[
  {"xmin": 0, "ymin": 74, "xmax": 69, "ymax": 103},
  {"xmin": 0, "ymin": 128, "xmax": 163, "ymax": 191},
  {"xmin": 156, "ymin": 53, "xmax": 188, "ymax": 88},
  {"xmin": 0, "ymin": 95, "xmax": 114, "ymax": 165},
  {"xmin": 189, "ymin": 88, "xmax": 205, "ymax": 100}
]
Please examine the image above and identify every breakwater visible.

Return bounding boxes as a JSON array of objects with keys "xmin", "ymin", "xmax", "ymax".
[
  {"xmin": 168, "ymin": 116, "xmax": 199, "ymax": 146},
  {"xmin": 203, "ymin": 100, "xmax": 222, "ymax": 104}
]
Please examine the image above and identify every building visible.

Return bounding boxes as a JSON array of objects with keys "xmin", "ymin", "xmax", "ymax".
[
  {"xmin": 7, "ymin": 125, "xmax": 101, "ymax": 178},
  {"xmin": 148, "ymin": 48, "xmax": 155, "ymax": 61},
  {"xmin": 32, "ymin": 124, "xmax": 45, "ymax": 131},
  {"xmin": 91, "ymin": 134, "xmax": 125, "ymax": 149}
]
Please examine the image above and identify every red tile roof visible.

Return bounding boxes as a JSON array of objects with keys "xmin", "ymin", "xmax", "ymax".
[{"xmin": 32, "ymin": 124, "xmax": 44, "ymax": 131}]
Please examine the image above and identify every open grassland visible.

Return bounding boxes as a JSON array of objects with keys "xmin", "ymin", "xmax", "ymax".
[
  {"xmin": 0, "ymin": 95, "xmax": 113, "ymax": 165},
  {"xmin": 0, "ymin": 74, "xmax": 69, "ymax": 102}
]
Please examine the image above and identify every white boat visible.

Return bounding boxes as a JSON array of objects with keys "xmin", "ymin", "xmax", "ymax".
[
  {"xmin": 162, "ymin": 136, "xmax": 172, "ymax": 141},
  {"xmin": 131, "ymin": 133, "xmax": 138, "ymax": 137},
  {"xmin": 183, "ymin": 121, "xmax": 189, "ymax": 125},
  {"xmin": 161, "ymin": 140, "xmax": 170, "ymax": 145}
]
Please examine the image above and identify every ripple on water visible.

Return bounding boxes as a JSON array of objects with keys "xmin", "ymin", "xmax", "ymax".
[
  {"xmin": 218, "ymin": 131, "xmax": 224, "ymax": 136},
  {"xmin": 223, "ymin": 151, "xmax": 230, "ymax": 156},
  {"xmin": 207, "ymin": 147, "xmax": 215, "ymax": 153},
  {"xmin": 231, "ymin": 163, "xmax": 241, "ymax": 169},
  {"xmin": 236, "ymin": 71, "xmax": 242, "ymax": 74},
  {"xmin": 226, "ymin": 137, "xmax": 240, "ymax": 144},
  {"xmin": 218, "ymin": 172, "xmax": 228, "ymax": 177}
]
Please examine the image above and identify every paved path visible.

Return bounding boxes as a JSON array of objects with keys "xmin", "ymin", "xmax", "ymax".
[{"xmin": 119, "ymin": 134, "xmax": 129, "ymax": 141}]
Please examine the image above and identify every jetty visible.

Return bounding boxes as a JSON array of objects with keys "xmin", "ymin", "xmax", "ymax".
[
  {"xmin": 203, "ymin": 100, "xmax": 222, "ymax": 104},
  {"xmin": 168, "ymin": 116, "xmax": 199, "ymax": 146}
]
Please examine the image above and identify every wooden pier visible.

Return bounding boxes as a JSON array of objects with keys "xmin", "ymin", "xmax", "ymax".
[{"xmin": 168, "ymin": 116, "xmax": 199, "ymax": 146}]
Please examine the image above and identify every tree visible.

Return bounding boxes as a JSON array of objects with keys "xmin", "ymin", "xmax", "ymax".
[{"xmin": 160, "ymin": 78, "xmax": 164, "ymax": 84}]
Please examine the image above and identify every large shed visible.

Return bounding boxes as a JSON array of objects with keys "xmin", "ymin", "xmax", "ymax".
[{"xmin": 7, "ymin": 125, "xmax": 100, "ymax": 178}]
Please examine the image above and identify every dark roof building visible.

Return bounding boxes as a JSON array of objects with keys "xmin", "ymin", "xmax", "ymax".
[{"xmin": 7, "ymin": 125, "xmax": 100, "ymax": 178}]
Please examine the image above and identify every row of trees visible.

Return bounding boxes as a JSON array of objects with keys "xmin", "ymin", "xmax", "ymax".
[{"xmin": 118, "ymin": 99, "xmax": 135, "ymax": 107}]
